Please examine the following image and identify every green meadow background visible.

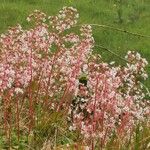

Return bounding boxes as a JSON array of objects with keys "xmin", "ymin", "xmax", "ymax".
[{"xmin": 0, "ymin": 0, "xmax": 150, "ymax": 89}]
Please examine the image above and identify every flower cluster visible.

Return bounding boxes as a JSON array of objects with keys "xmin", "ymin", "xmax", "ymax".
[
  {"xmin": 120, "ymin": 51, "xmax": 149, "ymax": 100},
  {"xmin": 0, "ymin": 7, "xmax": 94, "ymax": 134},
  {"xmin": 68, "ymin": 53, "xmax": 149, "ymax": 146},
  {"xmin": 49, "ymin": 7, "xmax": 79, "ymax": 33}
]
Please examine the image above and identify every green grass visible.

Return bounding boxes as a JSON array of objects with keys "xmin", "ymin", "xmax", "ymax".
[{"xmin": 0, "ymin": 0, "xmax": 149, "ymax": 88}]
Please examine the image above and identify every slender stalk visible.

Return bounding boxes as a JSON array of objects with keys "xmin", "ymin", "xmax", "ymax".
[
  {"xmin": 16, "ymin": 96, "xmax": 20, "ymax": 141},
  {"xmin": 75, "ymin": 24, "xmax": 150, "ymax": 38},
  {"xmin": 95, "ymin": 45, "xmax": 130, "ymax": 63},
  {"xmin": 29, "ymin": 48, "xmax": 33, "ymax": 133},
  {"xmin": 91, "ymin": 75, "xmax": 99, "ymax": 150}
]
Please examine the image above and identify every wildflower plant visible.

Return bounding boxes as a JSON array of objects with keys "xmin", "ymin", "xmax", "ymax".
[{"xmin": 0, "ymin": 6, "xmax": 149, "ymax": 149}]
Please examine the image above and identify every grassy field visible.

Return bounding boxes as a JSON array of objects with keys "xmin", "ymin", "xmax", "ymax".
[{"xmin": 0, "ymin": 0, "xmax": 149, "ymax": 89}]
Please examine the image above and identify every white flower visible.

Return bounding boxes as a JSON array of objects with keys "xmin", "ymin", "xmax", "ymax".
[
  {"xmin": 69, "ymin": 125, "xmax": 76, "ymax": 131},
  {"xmin": 147, "ymin": 142, "xmax": 150, "ymax": 148},
  {"xmin": 15, "ymin": 88, "xmax": 24, "ymax": 94},
  {"xmin": 84, "ymin": 146, "xmax": 90, "ymax": 150},
  {"xmin": 110, "ymin": 61, "xmax": 115, "ymax": 65},
  {"xmin": 26, "ymin": 17, "xmax": 31, "ymax": 22},
  {"xmin": 136, "ymin": 53, "xmax": 141, "ymax": 60}
]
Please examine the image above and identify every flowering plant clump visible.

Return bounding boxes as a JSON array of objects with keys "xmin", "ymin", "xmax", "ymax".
[
  {"xmin": 0, "ymin": 7, "xmax": 149, "ymax": 149},
  {"xmin": 68, "ymin": 52, "xmax": 150, "ymax": 146}
]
